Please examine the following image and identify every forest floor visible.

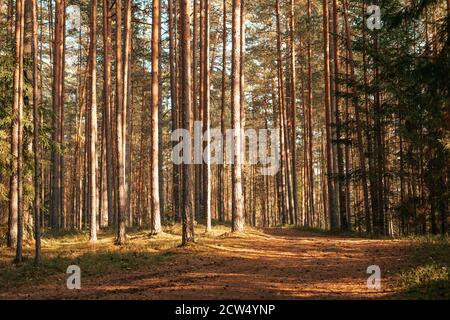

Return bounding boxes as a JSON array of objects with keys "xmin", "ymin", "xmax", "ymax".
[{"xmin": 0, "ymin": 223, "xmax": 449, "ymax": 300}]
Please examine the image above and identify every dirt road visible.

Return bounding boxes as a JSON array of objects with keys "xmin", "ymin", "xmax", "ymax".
[{"xmin": 1, "ymin": 228, "xmax": 412, "ymax": 299}]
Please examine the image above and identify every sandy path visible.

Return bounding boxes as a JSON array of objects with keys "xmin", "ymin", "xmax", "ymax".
[{"xmin": 1, "ymin": 228, "xmax": 412, "ymax": 299}]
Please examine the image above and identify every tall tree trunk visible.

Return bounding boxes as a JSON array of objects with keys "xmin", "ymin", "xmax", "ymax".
[
  {"xmin": 197, "ymin": 0, "xmax": 204, "ymax": 222},
  {"xmin": 51, "ymin": 0, "xmax": 65, "ymax": 230},
  {"xmin": 323, "ymin": 0, "xmax": 337, "ymax": 230},
  {"xmin": 15, "ymin": 0, "xmax": 25, "ymax": 261},
  {"xmin": 332, "ymin": 0, "xmax": 347, "ymax": 230},
  {"xmin": 218, "ymin": 0, "xmax": 227, "ymax": 222},
  {"xmin": 116, "ymin": 0, "xmax": 127, "ymax": 245},
  {"xmin": 180, "ymin": 0, "xmax": 195, "ymax": 244},
  {"xmin": 100, "ymin": 113, "xmax": 108, "ymax": 227},
  {"xmin": 151, "ymin": 0, "xmax": 162, "ymax": 234},
  {"xmin": 373, "ymin": 35, "xmax": 384, "ymax": 235},
  {"xmin": 276, "ymin": 0, "xmax": 292, "ymax": 225},
  {"xmin": 9, "ymin": 0, "xmax": 24, "ymax": 258},
  {"xmin": 231, "ymin": 0, "xmax": 244, "ymax": 232},
  {"xmin": 306, "ymin": 0, "xmax": 315, "ymax": 227},
  {"xmin": 103, "ymin": 0, "xmax": 114, "ymax": 227},
  {"xmin": 59, "ymin": 1, "xmax": 66, "ymax": 230},
  {"xmin": 31, "ymin": 0, "xmax": 41, "ymax": 263},
  {"xmin": 123, "ymin": 0, "xmax": 132, "ymax": 226},
  {"xmin": 169, "ymin": 0, "xmax": 180, "ymax": 222},
  {"xmin": 202, "ymin": 0, "xmax": 212, "ymax": 232},
  {"xmin": 88, "ymin": 0, "xmax": 98, "ymax": 242},
  {"xmin": 240, "ymin": 0, "xmax": 247, "ymax": 224},
  {"xmin": 289, "ymin": 0, "xmax": 298, "ymax": 224}
]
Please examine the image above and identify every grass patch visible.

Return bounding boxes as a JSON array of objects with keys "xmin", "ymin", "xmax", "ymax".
[
  {"xmin": 0, "ymin": 223, "xmax": 238, "ymax": 291},
  {"xmin": 0, "ymin": 228, "xmax": 181, "ymax": 290},
  {"xmin": 292, "ymin": 225, "xmax": 377, "ymax": 239},
  {"xmin": 395, "ymin": 237, "xmax": 450, "ymax": 299}
]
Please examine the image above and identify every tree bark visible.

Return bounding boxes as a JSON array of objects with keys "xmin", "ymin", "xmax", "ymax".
[
  {"xmin": 151, "ymin": 0, "xmax": 162, "ymax": 234},
  {"xmin": 31, "ymin": 0, "xmax": 41, "ymax": 263},
  {"xmin": 9, "ymin": 0, "xmax": 24, "ymax": 259},
  {"xmin": 332, "ymin": 0, "xmax": 348, "ymax": 230},
  {"xmin": 202, "ymin": 0, "xmax": 212, "ymax": 232},
  {"xmin": 169, "ymin": 0, "xmax": 180, "ymax": 222},
  {"xmin": 50, "ymin": 0, "xmax": 65, "ymax": 230},
  {"xmin": 103, "ymin": 0, "xmax": 114, "ymax": 227},
  {"xmin": 116, "ymin": 0, "xmax": 127, "ymax": 245},
  {"xmin": 180, "ymin": 0, "xmax": 195, "ymax": 244},
  {"xmin": 323, "ymin": 0, "xmax": 337, "ymax": 230},
  {"xmin": 88, "ymin": 0, "xmax": 98, "ymax": 242},
  {"xmin": 218, "ymin": 0, "xmax": 227, "ymax": 222},
  {"xmin": 231, "ymin": 0, "xmax": 244, "ymax": 232},
  {"xmin": 289, "ymin": 0, "xmax": 299, "ymax": 224}
]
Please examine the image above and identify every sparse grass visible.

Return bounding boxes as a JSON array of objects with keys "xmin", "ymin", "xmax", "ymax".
[
  {"xmin": 395, "ymin": 236, "xmax": 450, "ymax": 299},
  {"xmin": 0, "ymin": 223, "xmax": 242, "ymax": 291},
  {"xmin": 0, "ymin": 227, "xmax": 182, "ymax": 290},
  {"xmin": 292, "ymin": 225, "xmax": 377, "ymax": 239},
  {"xmin": 3, "ymin": 222, "xmax": 448, "ymax": 299}
]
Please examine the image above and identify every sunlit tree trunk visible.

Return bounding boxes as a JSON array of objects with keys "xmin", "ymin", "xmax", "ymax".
[
  {"xmin": 51, "ymin": 0, "xmax": 65, "ymax": 230},
  {"xmin": 151, "ymin": 0, "xmax": 162, "ymax": 234},
  {"xmin": 289, "ymin": 0, "xmax": 298, "ymax": 224},
  {"xmin": 180, "ymin": 0, "xmax": 195, "ymax": 244},
  {"xmin": 231, "ymin": 0, "xmax": 244, "ymax": 232},
  {"xmin": 103, "ymin": 0, "xmax": 114, "ymax": 227},
  {"xmin": 169, "ymin": 0, "xmax": 180, "ymax": 222},
  {"xmin": 306, "ymin": 0, "xmax": 315, "ymax": 227},
  {"xmin": 323, "ymin": 0, "xmax": 337, "ymax": 230},
  {"xmin": 116, "ymin": 0, "xmax": 127, "ymax": 245},
  {"xmin": 203, "ymin": 0, "xmax": 212, "ymax": 232},
  {"xmin": 88, "ymin": 0, "xmax": 98, "ymax": 242},
  {"xmin": 218, "ymin": 0, "xmax": 227, "ymax": 222},
  {"xmin": 9, "ymin": 0, "xmax": 24, "ymax": 258}
]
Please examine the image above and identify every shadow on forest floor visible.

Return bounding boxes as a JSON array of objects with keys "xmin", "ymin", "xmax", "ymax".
[{"xmin": 0, "ymin": 225, "xmax": 448, "ymax": 299}]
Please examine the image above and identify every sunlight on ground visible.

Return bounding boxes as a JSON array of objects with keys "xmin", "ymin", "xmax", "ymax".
[{"xmin": 0, "ymin": 224, "xmax": 448, "ymax": 299}]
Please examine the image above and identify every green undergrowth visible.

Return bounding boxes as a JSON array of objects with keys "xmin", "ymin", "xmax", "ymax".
[
  {"xmin": 394, "ymin": 237, "xmax": 450, "ymax": 299},
  {"xmin": 0, "ymin": 222, "xmax": 238, "ymax": 291}
]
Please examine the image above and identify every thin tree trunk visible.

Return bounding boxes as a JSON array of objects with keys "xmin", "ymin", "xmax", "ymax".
[
  {"xmin": 203, "ymin": 0, "xmax": 212, "ymax": 232},
  {"xmin": 9, "ymin": 0, "xmax": 24, "ymax": 257},
  {"xmin": 116, "ymin": 0, "xmax": 127, "ymax": 245},
  {"xmin": 88, "ymin": 0, "xmax": 98, "ymax": 242},
  {"xmin": 122, "ymin": 0, "xmax": 132, "ymax": 226},
  {"xmin": 180, "ymin": 0, "xmax": 195, "ymax": 244},
  {"xmin": 31, "ymin": 0, "xmax": 41, "ymax": 263},
  {"xmin": 218, "ymin": 0, "xmax": 227, "ymax": 222},
  {"xmin": 151, "ymin": 0, "xmax": 162, "ymax": 234},
  {"xmin": 169, "ymin": 0, "xmax": 180, "ymax": 222},
  {"xmin": 103, "ymin": 0, "xmax": 114, "ymax": 227},
  {"xmin": 51, "ymin": 0, "xmax": 64, "ymax": 230},
  {"xmin": 231, "ymin": 0, "xmax": 244, "ymax": 232},
  {"xmin": 323, "ymin": 0, "xmax": 337, "ymax": 230},
  {"xmin": 289, "ymin": 0, "xmax": 298, "ymax": 224},
  {"xmin": 332, "ymin": 0, "xmax": 347, "ymax": 230}
]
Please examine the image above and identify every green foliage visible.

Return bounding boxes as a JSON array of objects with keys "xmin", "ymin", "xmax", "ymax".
[
  {"xmin": 344, "ymin": 0, "xmax": 450, "ymax": 235},
  {"xmin": 396, "ymin": 237, "xmax": 450, "ymax": 299}
]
